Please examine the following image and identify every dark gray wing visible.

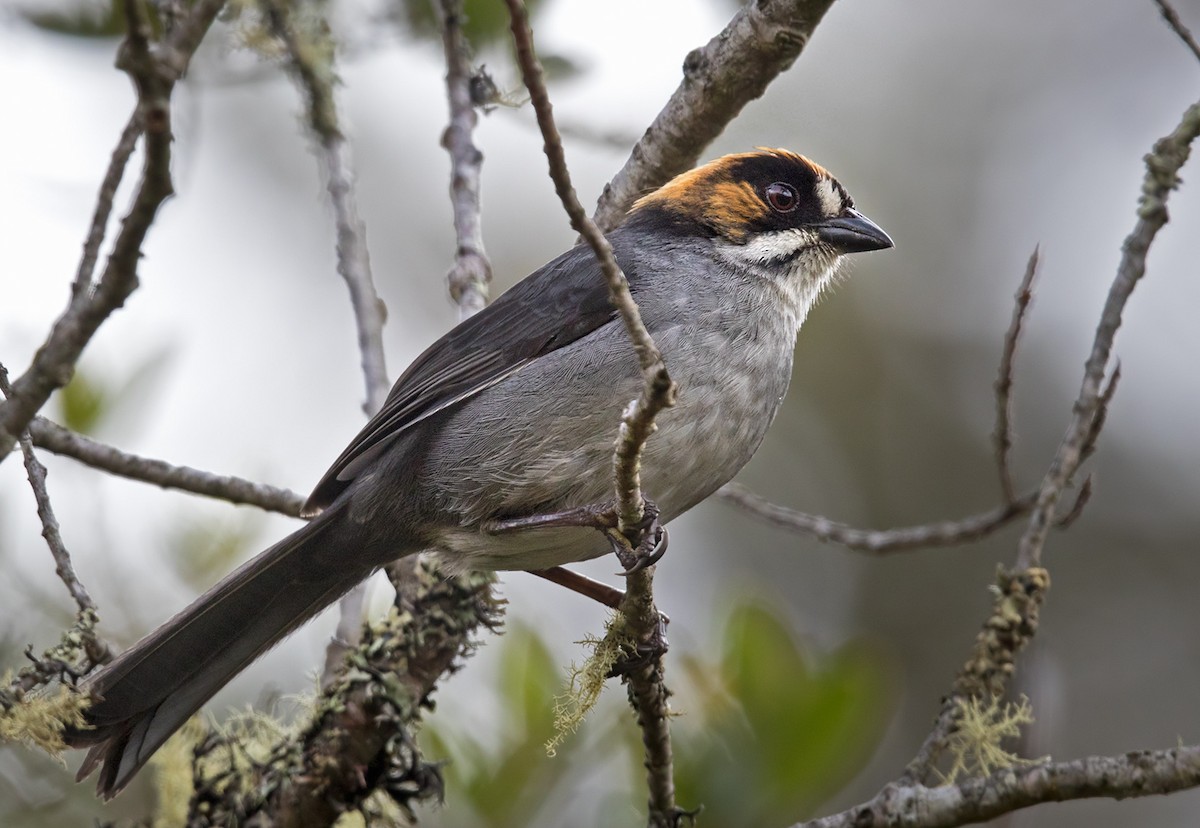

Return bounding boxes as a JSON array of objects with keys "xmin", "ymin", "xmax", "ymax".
[{"xmin": 302, "ymin": 238, "xmax": 628, "ymax": 515}]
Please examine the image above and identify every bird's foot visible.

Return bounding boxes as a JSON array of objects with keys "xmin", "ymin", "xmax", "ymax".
[{"xmin": 484, "ymin": 498, "xmax": 668, "ymax": 574}]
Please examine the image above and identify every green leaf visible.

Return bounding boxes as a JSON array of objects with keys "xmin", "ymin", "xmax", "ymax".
[
  {"xmin": 57, "ymin": 370, "xmax": 107, "ymax": 435},
  {"xmin": 674, "ymin": 598, "xmax": 895, "ymax": 825}
]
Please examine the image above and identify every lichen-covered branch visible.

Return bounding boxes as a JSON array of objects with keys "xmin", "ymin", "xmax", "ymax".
[
  {"xmin": 184, "ymin": 558, "xmax": 500, "ymax": 827},
  {"xmin": 593, "ymin": 0, "xmax": 837, "ymax": 230},
  {"xmin": 899, "ymin": 94, "xmax": 1200, "ymax": 789},
  {"xmin": 799, "ymin": 745, "xmax": 1200, "ymax": 828}
]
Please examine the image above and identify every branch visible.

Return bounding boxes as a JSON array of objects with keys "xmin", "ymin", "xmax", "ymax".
[
  {"xmin": 71, "ymin": 112, "xmax": 143, "ymax": 299},
  {"xmin": 437, "ymin": 0, "xmax": 493, "ymax": 320},
  {"xmin": 0, "ymin": 370, "xmax": 94, "ymax": 615},
  {"xmin": 28, "ymin": 416, "xmax": 305, "ymax": 516},
  {"xmin": 1155, "ymin": 0, "xmax": 1200, "ymax": 62},
  {"xmin": 0, "ymin": 0, "xmax": 225, "ymax": 460},
  {"xmin": 263, "ymin": 0, "xmax": 389, "ymax": 416},
  {"xmin": 992, "ymin": 248, "xmax": 1038, "ymax": 505},
  {"xmin": 593, "ymin": 0, "xmax": 837, "ymax": 230},
  {"xmin": 504, "ymin": 3, "xmax": 681, "ymax": 824},
  {"xmin": 718, "ymin": 483, "xmax": 1037, "ymax": 553},
  {"xmin": 900, "ymin": 95, "xmax": 1200, "ymax": 789},
  {"xmin": 1015, "ymin": 98, "xmax": 1200, "ymax": 572},
  {"xmin": 799, "ymin": 745, "xmax": 1200, "ymax": 828},
  {"xmin": 190, "ymin": 558, "xmax": 500, "ymax": 827}
]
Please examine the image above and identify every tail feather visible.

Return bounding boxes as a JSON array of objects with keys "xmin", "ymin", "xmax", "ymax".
[{"xmin": 66, "ymin": 502, "xmax": 381, "ymax": 798}]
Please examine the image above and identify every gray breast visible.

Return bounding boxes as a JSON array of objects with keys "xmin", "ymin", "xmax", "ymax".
[{"xmin": 410, "ymin": 249, "xmax": 800, "ymax": 570}]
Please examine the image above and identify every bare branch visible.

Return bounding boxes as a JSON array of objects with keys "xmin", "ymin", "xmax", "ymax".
[
  {"xmin": 1016, "ymin": 99, "xmax": 1200, "ymax": 572},
  {"xmin": 437, "ymin": 0, "xmax": 492, "ymax": 320},
  {"xmin": 0, "ymin": 0, "xmax": 225, "ymax": 460},
  {"xmin": 504, "ymin": 3, "xmax": 681, "ymax": 823},
  {"xmin": 800, "ymin": 745, "xmax": 1200, "ymax": 828},
  {"xmin": 1155, "ymin": 0, "xmax": 1200, "ymax": 63},
  {"xmin": 593, "ymin": 0, "xmax": 837, "ymax": 230},
  {"xmin": 72, "ymin": 112, "xmax": 143, "ymax": 299},
  {"xmin": 1054, "ymin": 475, "xmax": 1092, "ymax": 529},
  {"xmin": 0, "ymin": 368, "xmax": 95, "ymax": 614},
  {"xmin": 718, "ymin": 483, "xmax": 1036, "ymax": 553},
  {"xmin": 1081, "ymin": 362, "xmax": 1121, "ymax": 468},
  {"xmin": 993, "ymin": 248, "xmax": 1038, "ymax": 505},
  {"xmin": 263, "ymin": 0, "xmax": 389, "ymax": 416},
  {"xmin": 28, "ymin": 416, "xmax": 305, "ymax": 516}
]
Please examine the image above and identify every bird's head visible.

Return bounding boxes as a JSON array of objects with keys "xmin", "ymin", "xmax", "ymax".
[{"xmin": 628, "ymin": 147, "xmax": 892, "ymax": 258}]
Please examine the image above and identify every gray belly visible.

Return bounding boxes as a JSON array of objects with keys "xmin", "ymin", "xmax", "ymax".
[{"xmin": 419, "ymin": 311, "xmax": 796, "ymax": 571}]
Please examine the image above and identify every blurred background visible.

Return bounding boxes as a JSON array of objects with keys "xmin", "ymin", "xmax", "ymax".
[{"xmin": 1, "ymin": 0, "xmax": 1198, "ymax": 825}]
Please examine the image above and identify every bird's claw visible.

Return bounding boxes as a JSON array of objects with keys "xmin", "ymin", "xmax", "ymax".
[
  {"xmin": 605, "ymin": 499, "xmax": 667, "ymax": 575},
  {"xmin": 618, "ymin": 524, "xmax": 668, "ymax": 575}
]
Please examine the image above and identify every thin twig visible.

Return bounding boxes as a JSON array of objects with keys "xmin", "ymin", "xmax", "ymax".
[
  {"xmin": 1155, "ymin": 0, "xmax": 1200, "ymax": 63},
  {"xmin": 0, "ymin": 367, "xmax": 95, "ymax": 614},
  {"xmin": 592, "ymin": 0, "xmax": 838, "ymax": 230},
  {"xmin": 993, "ymin": 248, "xmax": 1038, "ymax": 505},
  {"xmin": 1054, "ymin": 475, "xmax": 1092, "ymax": 529},
  {"xmin": 28, "ymin": 416, "xmax": 305, "ymax": 516},
  {"xmin": 798, "ymin": 745, "xmax": 1200, "ymax": 828},
  {"xmin": 263, "ymin": 0, "xmax": 389, "ymax": 416},
  {"xmin": 437, "ymin": 0, "xmax": 492, "ymax": 320},
  {"xmin": 504, "ymin": 3, "xmax": 680, "ymax": 824},
  {"xmin": 1080, "ymin": 362, "xmax": 1121, "ymax": 468},
  {"xmin": 719, "ymin": 483, "xmax": 1037, "ymax": 553},
  {"xmin": 902, "ymin": 96, "xmax": 1200, "ymax": 788},
  {"xmin": 72, "ymin": 112, "xmax": 143, "ymax": 299},
  {"xmin": 0, "ymin": 0, "xmax": 225, "ymax": 460},
  {"xmin": 1015, "ymin": 99, "xmax": 1200, "ymax": 572}
]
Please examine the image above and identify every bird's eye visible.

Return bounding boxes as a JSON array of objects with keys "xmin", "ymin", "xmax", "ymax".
[{"xmin": 764, "ymin": 182, "xmax": 798, "ymax": 213}]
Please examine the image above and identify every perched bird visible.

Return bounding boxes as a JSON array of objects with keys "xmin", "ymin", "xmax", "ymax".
[{"xmin": 65, "ymin": 148, "xmax": 892, "ymax": 797}]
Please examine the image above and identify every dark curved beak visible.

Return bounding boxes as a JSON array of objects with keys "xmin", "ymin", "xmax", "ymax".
[{"xmin": 815, "ymin": 209, "xmax": 894, "ymax": 254}]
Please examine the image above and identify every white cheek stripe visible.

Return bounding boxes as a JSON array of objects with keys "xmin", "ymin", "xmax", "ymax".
[
  {"xmin": 727, "ymin": 229, "xmax": 817, "ymax": 265},
  {"xmin": 815, "ymin": 177, "xmax": 842, "ymax": 216}
]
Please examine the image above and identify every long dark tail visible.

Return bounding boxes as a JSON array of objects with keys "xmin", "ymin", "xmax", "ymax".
[{"xmin": 65, "ymin": 502, "xmax": 383, "ymax": 799}]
